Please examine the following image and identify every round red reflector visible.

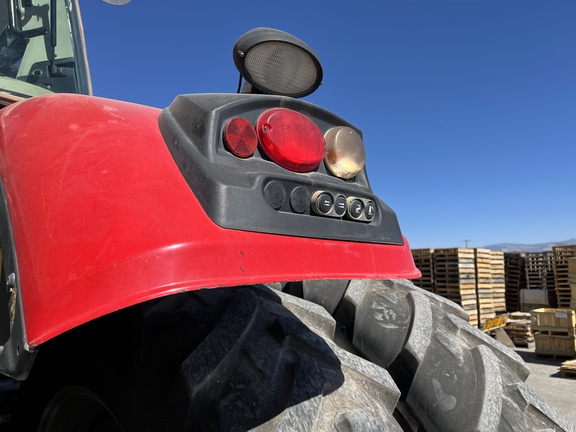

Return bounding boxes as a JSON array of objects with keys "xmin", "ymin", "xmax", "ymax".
[
  {"xmin": 257, "ymin": 108, "xmax": 325, "ymax": 172},
  {"xmin": 223, "ymin": 117, "xmax": 258, "ymax": 158}
]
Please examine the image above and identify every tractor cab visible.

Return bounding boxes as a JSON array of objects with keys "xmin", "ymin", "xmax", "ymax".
[{"xmin": 0, "ymin": 0, "xmax": 90, "ymax": 102}]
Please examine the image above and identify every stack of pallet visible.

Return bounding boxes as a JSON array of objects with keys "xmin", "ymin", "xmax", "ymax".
[
  {"xmin": 434, "ymin": 248, "xmax": 478, "ymax": 327},
  {"xmin": 504, "ymin": 252, "xmax": 526, "ymax": 311},
  {"xmin": 491, "ymin": 250, "xmax": 506, "ymax": 312},
  {"xmin": 521, "ymin": 251, "xmax": 556, "ymax": 311},
  {"xmin": 569, "ymin": 257, "xmax": 576, "ymax": 310},
  {"xmin": 553, "ymin": 245, "xmax": 576, "ymax": 308},
  {"xmin": 525, "ymin": 252, "xmax": 556, "ymax": 290},
  {"xmin": 504, "ymin": 252, "xmax": 525, "ymax": 312},
  {"xmin": 531, "ymin": 308, "xmax": 576, "ymax": 358},
  {"xmin": 411, "ymin": 248, "xmax": 435, "ymax": 293},
  {"xmin": 503, "ymin": 311, "xmax": 534, "ymax": 347},
  {"xmin": 411, "ymin": 248, "xmax": 509, "ymax": 327},
  {"xmin": 475, "ymin": 249, "xmax": 495, "ymax": 326}
]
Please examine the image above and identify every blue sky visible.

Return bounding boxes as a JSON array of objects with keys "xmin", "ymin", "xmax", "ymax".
[{"xmin": 80, "ymin": 0, "xmax": 575, "ymax": 249}]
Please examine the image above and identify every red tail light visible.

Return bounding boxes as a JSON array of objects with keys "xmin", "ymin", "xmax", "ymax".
[{"xmin": 256, "ymin": 108, "xmax": 325, "ymax": 172}]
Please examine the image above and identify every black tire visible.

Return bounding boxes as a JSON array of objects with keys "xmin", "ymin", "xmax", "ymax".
[
  {"xmin": 13, "ymin": 285, "xmax": 403, "ymax": 431},
  {"xmin": 325, "ymin": 279, "xmax": 576, "ymax": 432}
]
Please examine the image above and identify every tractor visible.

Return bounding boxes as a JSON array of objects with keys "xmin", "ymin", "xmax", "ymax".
[{"xmin": 0, "ymin": 0, "xmax": 572, "ymax": 431}]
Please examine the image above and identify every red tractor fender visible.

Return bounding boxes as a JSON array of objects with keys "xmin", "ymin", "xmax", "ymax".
[{"xmin": 0, "ymin": 93, "xmax": 419, "ymax": 348}]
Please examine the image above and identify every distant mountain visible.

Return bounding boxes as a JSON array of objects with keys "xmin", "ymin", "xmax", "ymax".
[{"xmin": 483, "ymin": 239, "xmax": 576, "ymax": 253}]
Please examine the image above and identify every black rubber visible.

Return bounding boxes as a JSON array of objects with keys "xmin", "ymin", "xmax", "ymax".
[
  {"xmin": 326, "ymin": 279, "xmax": 576, "ymax": 432},
  {"xmin": 12, "ymin": 286, "xmax": 403, "ymax": 431},
  {"xmin": 11, "ymin": 280, "xmax": 575, "ymax": 431}
]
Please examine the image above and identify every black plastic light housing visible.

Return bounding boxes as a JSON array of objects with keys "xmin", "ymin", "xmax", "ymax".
[{"xmin": 233, "ymin": 27, "xmax": 323, "ymax": 98}]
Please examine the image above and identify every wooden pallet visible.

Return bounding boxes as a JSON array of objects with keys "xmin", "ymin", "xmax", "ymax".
[
  {"xmin": 531, "ymin": 308, "xmax": 576, "ymax": 328},
  {"xmin": 411, "ymin": 248, "xmax": 435, "ymax": 292},
  {"xmin": 569, "ymin": 257, "xmax": 576, "ymax": 309},
  {"xmin": 534, "ymin": 328, "xmax": 576, "ymax": 337},
  {"xmin": 534, "ymin": 332, "xmax": 576, "ymax": 359},
  {"xmin": 432, "ymin": 249, "xmax": 479, "ymax": 327},
  {"xmin": 504, "ymin": 252, "xmax": 525, "ymax": 312},
  {"xmin": 553, "ymin": 245, "xmax": 576, "ymax": 308},
  {"xmin": 524, "ymin": 252, "xmax": 555, "ymax": 290},
  {"xmin": 560, "ymin": 359, "xmax": 576, "ymax": 378},
  {"xmin": 504, "ymin": 311, "xmax": 534, "ymax": 347},
  {"xmin": 491, "ymin": 250, "xmax": 506, "ymax": 312}
]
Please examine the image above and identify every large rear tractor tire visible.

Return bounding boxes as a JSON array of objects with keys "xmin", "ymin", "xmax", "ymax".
[
  {"xmin": 318, "ymin": 279, "xmax": 575, "ymax": 432},
  {"xmin": 13, "ymin": 285, "xmax": 403, "ymax": 431},
  {"xmin": 11, "ymin": 280, "xmax": 575, "ymax": 431}
]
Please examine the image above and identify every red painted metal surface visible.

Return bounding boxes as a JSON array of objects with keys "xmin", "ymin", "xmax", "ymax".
[{"xmin": 0, "ymin": 94, "xmax": 420, "ymax": 346}]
